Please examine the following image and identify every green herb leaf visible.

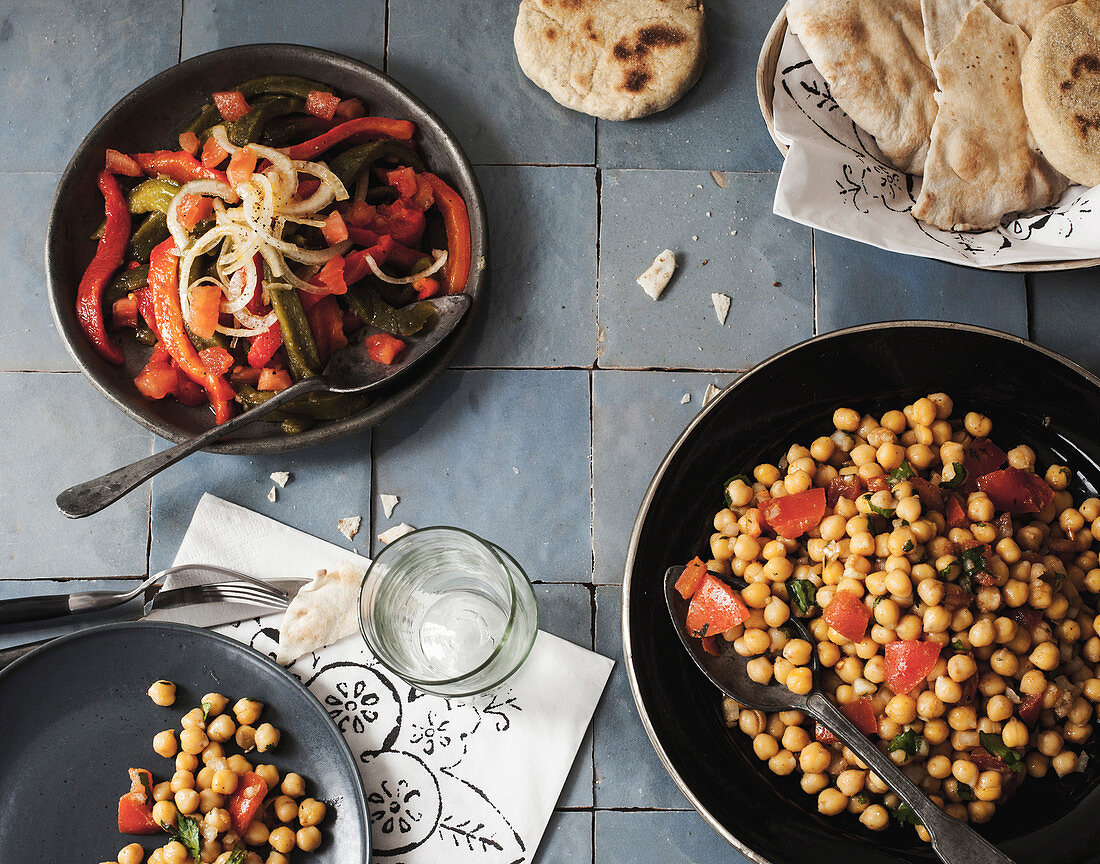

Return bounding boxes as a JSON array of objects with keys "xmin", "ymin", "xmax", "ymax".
[
  {"xmin": 723, "ymin": 475, "xmax": 752, "ymax": 507},
  {"xmin": 138, "ymin": 771, "xmax": 154, "ymax": 803},
  {"xmin": 789, "ymin": 580, "xmax": 818, "ymax": 615},
  {"xmin": 868, "ymin": 501, "xmax": 896, "ymax": 518},
  {"xmin": 940, "ymin": 462, "xmax": 968, "ymax": 490},
  {"xmin": 889, "ymin": 462, "xmax": 916, "ymax": 482},
  {"xmin": 959, "ymin": 572, "xmax": 973, "ymax": 594},
  {"xmin": 166, "ymin": 813, "xmax": 202, "ymax": 861},
  {"xmin": 779, "ymin": 622, "xmax": 800, "ymax": 639},
  {"xmin": 978, "ymin": 732, "xmax": 1024, "ymax": 773},
  {"xmin": 887, "ymin": 728, "xmax": 924, "ymax": 758},
  {"xmin": 226, "ymin": 847, "xmax": 246, "ymax": 864},
  {"xmin": 957, "ymin": 783, "xmax": 976, "ymax": 802},
  {"xmin": 873, "ymin": 595, "xmax": 886, "ymax": 610},
  {"xmin": 696, "ymin": 622, "xmax": 709, "ymax": 638},
  {"xmin": 201, "ymin": 700, "xmax": 212, "ymax": 722},
  {"xmin": 893, "ymin": 803, "xmax": 922, "ymax": 826},
  {"xmin": 938, "ymin": 563, "xmax": 954, "ymax": 579},
  {"xmin": 903, "ymin": 539, "xmax": 914, "ymax": 552},
  {"xmin": 950, "ymin": 639, "xmax": 966, "ymax": 652}
]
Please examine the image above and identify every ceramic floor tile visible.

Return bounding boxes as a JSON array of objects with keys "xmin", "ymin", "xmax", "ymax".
[
  {"xmin": 455, "ymin": 167, "xmax": 598, "ymax": 368},
  {"xmin": 593, "ymin": 584, "xmax": 687, "ymax": 808},
  {"xmin": 1031, "ymin": 270, "xmax": 1100, "ymax": 376},
  {"xmin": 0, "ymin": 0, "xmax": 180, "ymax": 172},
  {"xmin": 596, "ymin": 0, "xmax": 785, "ymax": 172},
  {"xmin": 386, "ymin": 0, "xmax": 595, "ymax": 165},
  {"xmin": 148, "ymin": 430, "xmax": 372, "ymax": 572},
  {"xmin": 532, "ymin": 810, "xmax": 592, "ymax": 864},
  {"xmin": 595, "ymin": 809, "xmax": 754, "ymax": 864},
  {"xmin": 598, "ymin": 170, "xmax": 812, "ymax": 370},
  {"xmin": 592, "ymin": 370, "xmax": 734, "ymax": 585},
  {"xmin": 0, "ymin": 173, "xmax": 77, "ymax": 372},
  {"xmin": 0, "ymin": 372, "xmax": 151, "ymax": 578},
  {"xmin": 181, "ymin": 0, "xmax": 385, "ymax": 67},
  {"xmin": 0, "ymin": 579, "xmax": 140, "ymax": 650},
  {"xmin": 814, "ymin": 232, "xmax": 1028, "ymax": 336},
  {"xmin": 372, "ymin": 369, "xmax": 592, "ymax": 582}
]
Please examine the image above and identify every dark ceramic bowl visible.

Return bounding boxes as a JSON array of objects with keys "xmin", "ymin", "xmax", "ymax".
[
  {"xmin": 46, "ymin": 44, "xmax": 487, "ymax": 454},
  {"xmin": 624, "ymin": 322, "xmax": 1100, "ymax": 864}
]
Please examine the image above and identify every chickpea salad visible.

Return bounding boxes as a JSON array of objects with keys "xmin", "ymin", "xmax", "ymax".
[
  {"xmin": 102, "ymin": 680, "xmax": 327, "ymax": 864},
  {"xmin": 676, "ymin": 393, "xmax": 1100, "ymax": 837}
]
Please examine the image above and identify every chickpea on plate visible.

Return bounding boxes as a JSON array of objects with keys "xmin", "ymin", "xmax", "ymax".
[
  {"xmin": 101, "ymin": 681, "xmax": 327, "ymax": 864},
  {"xmin": 676, "ymin": 393, "xmax": 1100, "ymax": 838}
]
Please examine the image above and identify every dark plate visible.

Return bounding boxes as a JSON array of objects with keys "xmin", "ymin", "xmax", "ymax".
[
  {"xmin": 0, "ymin": 621, "xmax": 369, "ymax": 862},
  {"xmin": 46, "ymin": 43, "xmax": 487, "ymax": 454},
  {"xmin": 623, "ymin": 321, "xmax": 1100, "ymax": 864}
]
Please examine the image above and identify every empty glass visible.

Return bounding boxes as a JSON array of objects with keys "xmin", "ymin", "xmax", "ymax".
[{"xmin": 359, "ymin": 527, "xmax": 539, "ymax": 696}]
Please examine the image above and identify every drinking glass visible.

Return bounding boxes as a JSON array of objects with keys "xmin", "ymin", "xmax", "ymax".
[{"xmin": 359, "ymin": 527, "xmax": 539, "ymax": 696}]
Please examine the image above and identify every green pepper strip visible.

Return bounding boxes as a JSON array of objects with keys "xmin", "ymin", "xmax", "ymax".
[
  {"xmin": 128, "ymin": 178, "xmax": 181, "ymax": 214},
  {"xmin": 344, "ymin": 285, "xmax": 436, "ymax": 337},
  {"xmin": 237, "ymin": 75, "xmax": 334, "ymax": 100},
  {"xmin": 235, "ymin": 385, "xmax": 368, "ymax": 421},
  {"xmin": 268, "ymin": 286, "xmax": 321, "ymax": 381},
  {"xmin": 105, "ymin": 264, "xmax": 150, "ymax": 305},
  {"xmin": 128, "ymin": 212, "xmax": 170, "ymax": 263},
  {"xmin": 281, "ymin": 416, "xmax": 316, "ymax": 435},
  {"xmin": 329, "ymin": 140, "xmax": 426, "ymax": 189},
  {"xmin": 225, "ymin": 96, "xmax": 304, "ymax": 147},
  {"xmin": 184, "ymin": 103, "xmax": 223, "ymax": 136},
  {"xmin": 260, "ymin": 115, "xmax": 330, "ymax": 148}
]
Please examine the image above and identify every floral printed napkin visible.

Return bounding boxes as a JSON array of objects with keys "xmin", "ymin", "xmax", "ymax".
[{"xmin": 167, "ymin": 494, "xmax": 614, "ymax": 863}]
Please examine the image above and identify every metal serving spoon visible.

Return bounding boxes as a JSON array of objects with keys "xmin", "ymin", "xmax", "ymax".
[
  {"xmin": 664, "ymin": 565, "xmax": 1017, "ymax": 864},
  {"xmin": 57, "ymin": 294, "xmax": 471, "ymax": 519}
]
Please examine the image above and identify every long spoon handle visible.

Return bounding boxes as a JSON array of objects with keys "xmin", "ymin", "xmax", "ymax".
[
  {"xmin": 807, "ymin": 693, "xmax": 1016, "ymax": 864},
  {"xmin": 56, "ymin": 377, "xmax": 328, "ymax": 519}
]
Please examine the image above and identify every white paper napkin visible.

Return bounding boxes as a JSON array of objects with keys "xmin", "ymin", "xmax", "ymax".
[
  {"xmin": 164, "ymin": 493, "xmax": 614, "ymax": 863},
  {"xmin": 771, "ymin": 26, "xmax": 1100, "ymax": 267}
]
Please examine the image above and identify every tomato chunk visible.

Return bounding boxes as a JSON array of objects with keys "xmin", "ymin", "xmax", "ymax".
[
  {"xmin": 826, "ymin": 474, "xmax": 862, "ymax": 506},
  {"xmin": 758, "ymin": 487, "xmax": 826, "ymax": 538},
  {"xmin": 186, "ymin": 281, "xmax": 223, "ymax": 340},
  {"xmin": 685, "ymin": 573, "xmax": 749, "ymax": 638},
  {"xmin": 227, "ymin": 146, "xmax": 258, "ymax": 187},
  {"xmin": 228, "ymin": 771, "xmax": 268, "ymax": 834},
  {"xmin": 213, "ymin": 90, "xmax": 250, "ymax": 122},
  {"xmin": 365, "ymin": 333, "xmax": 406, "ymax": 365},
  {"xmin": 975, "ymin": 468, "xmax": 1055, "ymax": 514},
  {"xmin": 134, "ymin": 360, "xmax": 178, "ymax": 400},
  {"xmin": 258, "ymin": 368, "xmax": 293, "ymax": 391},
  {"xmin": 815, "ymin": 698, "xmax": 878, "ymax": 743},
  {"xmin": 963, "ymin": 437, "xmax": 1008, "ymax": 481},
  {"xmin": 821, "ymin": 590, "xmax": 871, "ymax": 641},
  {"xmin": 305, "ymin": 89, "xmax": 341, "ymax": 120},
  {"xmin": 674, "ymin": 557, "xmax": 708, "ymax": 600},
  {"xmin": 118, "ymin": 768, "xmax": 159, "ymax": 834},
  {"xmin": 178, "ymin": 131, "xmax": 201, "ymax": 156},
  {"xmin": 945, "ymin": 494, "xmax": 968, "ymax": 529},
  {"xmin": 884, "ymin": 640, "xmax": 941, "ymax": 693}
]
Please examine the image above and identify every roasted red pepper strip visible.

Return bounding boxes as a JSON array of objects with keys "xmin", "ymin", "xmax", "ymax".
[
  {"xmin": 281, "ymin": 117, "xmax": 417, "ymax": 160},
  {"xmin": 346, "ymin": 226, "xmax": 422, "ymax": 269},
  {"xmin": 117, "ymin": 768, "xmax": 159, "ymax": 834},
  {"xmin": 148, "ymin": 239, "xmax": 235, "ymax": 423},
  {"xmin": 76, "ymin": 170, "xmax": 130, "ymax": 365},
  {"xmin": 422, "ymin": 173, "xmax": 472, "ymax": 294},
  {"xmin": 135, "ymin": 150, "xmax": 228, "ymax": 184},
  {"xmin": 344, "ymin": 235, "xmax": 395, "ymax": 285}
]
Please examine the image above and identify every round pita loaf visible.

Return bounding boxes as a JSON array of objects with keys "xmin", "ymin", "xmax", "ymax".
[
  {"xmin": 514, "ymin": 0, "xmax": 706, "ymax": 121},
  {"xmin": 1021, "ymin": 0, "xmax": 1100, "ymax": 186}
]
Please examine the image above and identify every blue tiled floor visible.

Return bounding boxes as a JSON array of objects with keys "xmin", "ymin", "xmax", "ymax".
[{"xmin": 4, "ymin": 2, "xmax": 1100, "ymax": 863}]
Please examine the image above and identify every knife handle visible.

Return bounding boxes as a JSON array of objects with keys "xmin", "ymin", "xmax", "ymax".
[{"xmin": 0, "ymin": 594, "xmax": 72, "ymax": 626}]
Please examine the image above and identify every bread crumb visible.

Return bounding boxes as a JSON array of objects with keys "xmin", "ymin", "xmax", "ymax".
[
  {"xmin": 270, "ymin": 471, "xmax": 291, "ymax": 488},
  {"xmin": 710, "ymin": 170, "xmax": 727, "ymax": 188},
  {"xmin": 379, "ymin": 493, "xmax": 399, "ymax": 519},
  {"xmin": 267, "ymin": 486, "xmax": 277, "ymax": 503},
  {"xmin": 378, "ymin": 523, "xmax": 415, "ymax": 544},
  {"xmin": 513, "ymin": 466, "xmax": 520, "ymax": 475},
  {"xmin": 680, "ymin": 392, "xmax": 691, "ymax": 404},
  {"xmin": 337, "ymin": 516, "xmax": 361, "ymax": 540},
  {"xmin": 711, "ymin": 293, "xmax": 731, "ymax": 325},
  {"xmin": 703, "ymin": 383, "xmax": 721, "ymax": 405},
  {"xmin": 637, "ymin": 250, "xmax": 676, "ymax": 300}
]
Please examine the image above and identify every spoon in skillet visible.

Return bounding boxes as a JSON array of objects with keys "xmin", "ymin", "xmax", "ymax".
[
  {"xmin": 664, "ymin": 565, "xmax": 1017, "ymax": 864},
  {"xmin": 56, "ymin": 294, "xmax": 470, "ymax": 519}
]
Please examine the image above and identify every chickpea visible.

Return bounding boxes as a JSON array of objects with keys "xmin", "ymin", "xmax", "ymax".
[
  {"xmin": 235, "ymin": 725, "xmax": 257, "ymax": 752},
  {"xmin": 118, "ymin": 844, "xmax": 145, "ymax": 864},
  {"xmin": 197, "ymin": 789, "xmax": 224, "ymax": 814},
  {"xmin": 175, "ymin": 753, "xmax": 199, "ymax": 774},
  {"xmin": 180, "ymin": 727, "xmax": 209, "ymax": 755},
  {"xmin": 746, "ymin": 657, "xmax": 774, "ymax": 685},
  {"xmin": 196, "ymin": 766, "xmax": 215, "ymax": 791},
  {"xmin": 148, "ymin": 680, "xmax": 177, "ymax": 707},
  {"xmin": 266, "ymin": 856, "xmax": 290, "ymax": 864},
  {"xmin": 151, "ymin": 800, "xmax": 177, "ymax": 828},
  {"xmin": 161, "ymin": 843, "xmax": 188, "ymax": 864},
  {"xmin": 211, "ymin": 769, "xmax": 239, "ymax": 796},
  {"xmin": 181, "ymin": 707, "xmax": 206, "ymax": 730},
  {"xmin": 243, "ymin": 820, "xmax": 270, "ymax": 846},
  {"xmin": 170, "ymin": 770, "xmax": 195, "ymax": 793},
  {"xmin": 280, "ymin": 772, "xmax": 307, "ymax": 799},
  {"xmin": 151, "ymin": 729, "xmax": 178, "ymax": 758},
  {"xmin": 818, "ymin": 788, "xmax": 849, "ymax": 816},
  {"xmin": 1053, "ymin": 750, "xmax": 1079, "ymax": 777},
  {"xmin": 1046, "ymin": 465, "xmax": 1071, "ymax": 491},
  {"xmin": 152, "ymin": 781, "xmax": 173, "ymax": 803},
  {"xmin": 272, "ymin": 794, "xmax": 299, "ymax": 823},
  {"xmin": 206, "ymin": 713, "xmax": 236, "ymax": 743},
  {"xmin": 233, "ymin": 698, "xmax": 264, "ymax": 726},
  {"xmin": 269, "ymin": 826, "xmax": 296, "ymax": 854},
  {"xmin": 204, "ymin": 807, "xmax": 231, "ymax": 833},
  {"xmin": 175, "ymin": 788, "xmax": 199, "ymax": 815},
  {"xmin": 786, "ymin": 667, "xmax": 814, "ymax": 695},
  {"xmin": 295, "ymin": 826, "xmax": 322, "ymax": 852},
  {"xmin": 227, "ymin": 754, "xmax": 253, "ymax": 775}
]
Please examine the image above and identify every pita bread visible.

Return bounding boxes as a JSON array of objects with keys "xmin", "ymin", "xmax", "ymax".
[
  {"xmin": 787, "ymin": 0, "xmax": 938, "ymax": 174},
  {"xmin": 513, "ymin": 0, "xmax": 705, "ymax": 121},
  {"xmin": 922, "ymin": 0, "xmax": 979, "ymax": 62},
  {"xmin": 988, "ymin": 0, "xmax": 1074, "ymax": 35},
  {"xmin": 914, "ymin": 2, "xmax": 1068, "ymax": 230},
  {"xmin": 1022, "ymin": 0, "xmax": 1100, "ymax": 185},
  {"xmin": 276, "ymin": 561, "xmax": 366, "ymax": 665}
]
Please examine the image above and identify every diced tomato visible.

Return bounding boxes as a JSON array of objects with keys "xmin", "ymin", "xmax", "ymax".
[
  {"xmin": 343, "ymin": 236, "xmax": 394, "ymax": 285},
  {"xmin": 213, "ymin": 90, "xmax": 250, "ymax": 122},
  {"xmin": 826, "ymin": 474, "xmax": 862, "ymax": 506},
  {"xmin": 815, "ymin": 698, "xmax": 878, "ymax": 743},
  {"xmin": 305, "ymin": 295, "xmax": 348, "ymax": 362},
  {"xmin": 178, "ymin": 131, "xmax": 201, "ymax": 156},
  {"xmin": 969, "ymin": 746, "xmax": 1013, "ymax": 774},
  {"xmin": 334, "ymin": 96, "xmax": 367, "ymax": 121},
  {"xmin": 1011, "ymin": 607, "xmax": 1043, "ymax": 631},
  {"xmin": 173, "ymin": 362, "xmax": 207, "ymax": 406},
  {"xmin": 227, "ymin": 146, "xmax": 258, "ymax": 187},
  {"xmin": 228, "ymin": 771, "xmax": 268, "ymax": 834},
  {"xmin": 685, "ymin": 573, "xmax": 749, "ymax": 638},
  {"xmin": 150, "ymin": 343, "xmax": 171, "ymax": 363},
  {"xmin": 186, "ymin": 282, "xmax": 222, "ymax": 340},
  {"xmin": 344, "ymin": 201, "xmax": 376, "ymax": 227},
  {"xmin": 975, "ymin": 468, "xmax": 1055, "ymax": 514},
  {"xmin": 371, "ymin": 199, "xmax": 425, "ymax": 246},
  {"xmin": 759, "ymin": 487, "xmax": 826, "ymax": 538},
  {"xmin": 884, "ymin": 640, "xmax": 941, "ymax": 693},
  {"xmin": 230, "ymin": 365, "xmax": 262, "ymax": 388},
  {"xmin": 386, "ymin": 166, "xmax": 419, "ymax": 199},
  {"xmin": 201, "ymin": 136, "xmax": 229, "ymax": 169},
  {"xmin": 963, "ymin": 437, "xmax": 1008, "ymax": 482},
  {"xmin": 247, "ymin": 323, "xmax": 283, "ymax": 368},
  {"xmin": 412, "ymin": 174, "xmax": 435, "ymax": 211},
  {"xmin": 105, "ymin": 149, "xmax": 142, "ymax": 177},
  {"xmin": 365, "ymin": 332, "xmax": 406, "ymax": 365},
  {"xmin": 822, "ymin": 590, "xmax": 871, "ymax": 641},
  {"xmin": 414, "ymin": 276, "xmax": 442, "ymax": 300},
  {"xmin": 134, "ymin": 360, "xmax": 177, "ymax": 400},
  {"xmin": 118, "ymin": 768, "xmax": 159, "ymax": 834},
  {"xmin": 910, "ymin": 476, "xmax": 943, "ymax": 510},
  {"xmin": 945, "ymin": 495, "xmax": 968, "ymax": 529},
  {"xmin": 175, "ymin": 193, "xmax": 214, "ymax": 230},
  {"xmin": 1017, "ymin": 693, "xmax": 1042, "ymax": 726},
  {"xmin": 314, "ymin": 255, "xmax": 347, "ymax": 296},
  {"xmin": 258, "ymin": 368, "xmax": 293, "ymax": 391},
  {"xmin": 305, "ymin": 89, "xmax": 341, "ymax": 121},
  {"xmin": 865, "ymin": 476, "xmax": 890, "ymax": 493},
  {"xmin": 199, "ymin": 346, "xmax": 234, "ymax": 377},
  {"xmin": 675, "ymin": 557, "xmax": 708, "ymax": 600},
  {"xmin": 943, "ymin": 582, "xmax": 972, "ymax": 612},
  {"xmin": 700, "ymin": 635, "xmax": 721, "ymax": 656},
  {"xmin": 321, "ymin": 211, "xmax": 349, "ymax": 245},
  {"xmin": 112, "ymin": 296, "xmax": 139, "ymax": 328}
]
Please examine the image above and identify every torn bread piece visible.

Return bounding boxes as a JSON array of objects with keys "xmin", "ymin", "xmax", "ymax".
[
  {"xmin": 267, "ymin": 486, "xmax": 277, "ymax": 503},
  {"xmin": 337, "ymin": 516, "xmax": 362, "ymax": 541},
  {"xmin": 276, "ymin": 561, "xmax": 366, "ymax": 665},
  {"xmin": 681, "ymin": 392, "xmax": 691, "ymax": 404},
  {"xmin": 270, "ymin": 471, "xmax": 291, "ymax": 488},
  {"xmin": 379, "ymin": 493, "xmax": 399, "ymax": 519},
  {"xmin": 378, "ymin": 523, "xmax": 416, "ymax": 544},
  {"xmin": 711, "ymin": 292, "xmax": 731, "ymax": 324},
  {"xmin": 637, "ymin": 249, "xmax": 677, "ymax": 299}
]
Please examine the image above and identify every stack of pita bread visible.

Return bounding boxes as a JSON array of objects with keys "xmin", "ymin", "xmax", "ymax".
[{"xmin": 787, "ymin": 0, "xmax": 1100, "ymax": 232}]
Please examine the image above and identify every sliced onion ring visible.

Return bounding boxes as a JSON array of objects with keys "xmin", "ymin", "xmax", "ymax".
[{"xmin": 365, "ymin": 249, "xmax": 448, "ymax": 285}]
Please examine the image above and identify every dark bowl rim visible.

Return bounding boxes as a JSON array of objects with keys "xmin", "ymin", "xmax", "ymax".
[
  {"xmin": 45, "ymin": 42, "xmax": 488, "ymax": 455},
  {"xmin": 620, "ymin": 319, "xmax": 1100, "ymax": 864}
]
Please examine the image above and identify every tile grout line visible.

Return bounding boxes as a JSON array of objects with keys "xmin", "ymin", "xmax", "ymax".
[{"xmin": 382, "ymin": 0, "xmax": 390, "ymax": 73}]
